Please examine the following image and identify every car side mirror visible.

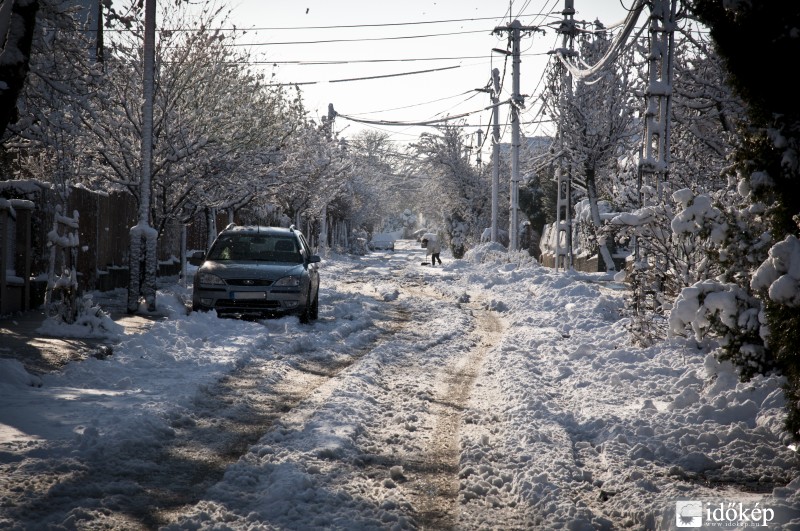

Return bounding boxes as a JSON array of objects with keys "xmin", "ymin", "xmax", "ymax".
[
  {"xmin": 189, "ymin": 251, "xmax": 205, "ymax": 266},
  {"xmin": 308, "ymin": 255, "xmax": 321, "ymax": 264}
]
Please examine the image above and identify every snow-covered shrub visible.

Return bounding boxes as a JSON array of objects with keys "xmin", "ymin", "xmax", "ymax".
[
  {"xmin": 667, "ymin": 184, "xmax": 777, "ymax": 380},
  {"xmin": 610, "ymin": 202, "xmax": 674, "ymax": 343},
  {"xmin": 40, "ymin": 293, "xmax": 123, "ymax": 339},
  {"xmin": 463, "ymin": 242, "xmax": 538, "ymax": 268},
  {"xmin": 669, "ymin": 280, "xmax": 770, "ymax": 379},
  {"xmin": 751, "ymin": 234, "xmax": 800, "ymax": 309},
  {"xmin": 751, "ymin": 234, "xmax": 800, "ymax": 439}
]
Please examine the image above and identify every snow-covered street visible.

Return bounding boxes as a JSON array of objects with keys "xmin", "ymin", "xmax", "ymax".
[{"xmin": 1, "ymin": 241, "xmax": 798, "ymax": 530}]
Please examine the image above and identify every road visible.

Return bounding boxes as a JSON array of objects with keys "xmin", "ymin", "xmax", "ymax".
[
  {"xmin": 4, "ymin": 240, "xmax": 797, "ymax": 530},
  {"xmin": 1, "ymin": 241, "xmax": 517, "ymax": 529}
]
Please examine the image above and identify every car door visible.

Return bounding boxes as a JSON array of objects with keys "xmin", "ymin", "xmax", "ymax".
[{"xmin": 298, "ymin": 234, "xmax": 320, "ymax": 297}]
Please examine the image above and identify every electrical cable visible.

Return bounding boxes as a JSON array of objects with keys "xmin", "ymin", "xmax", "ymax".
[
  {"xmin": 348, "ymin": 90, "xmax": 476, "ymax": 117},
  {"xmin": 231, "ymin": 29, "xmax": 490, "ymax": 47},
  {"xmin": 264, "ymin": 65, "xmax": 461, "ymax": 86},
  {"xmin": 261, "ymin": 55, "xmax": 495, "ymax": 65},
  {"xmin": 231, "ymin": 12, "xmax": 555, "ymax": 31},
  {"xmin": 335, "ymin": 99, "xmax": 509, "ymax": 127}
]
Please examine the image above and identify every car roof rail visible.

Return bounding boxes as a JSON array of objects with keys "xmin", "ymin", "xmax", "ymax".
[
  {"xmin": 289, "ymin": 224, "xmax": 296, "ymax": 232},
  {"xmin": 225, "ymin": 223, "xmax": 237, "ymax": 230}
]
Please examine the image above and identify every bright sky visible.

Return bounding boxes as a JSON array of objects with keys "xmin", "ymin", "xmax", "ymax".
[{"xmin": 225, "ymin": 0, "xmax": 633, "ymax": 150}]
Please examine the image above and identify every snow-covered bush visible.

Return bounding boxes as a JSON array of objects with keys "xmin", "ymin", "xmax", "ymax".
[
  {"xmin": 751, "ymin": 235, "xmax": 800, "ymax": 309},
  {"xmin": 39, "ymin": 293, "xmax": 123, "ymax": 339},
  {"xmin": 751, "ymin": 234, "xmax": 800, "ymax": 439},
  {"xmin": 669, "ymin": 280, "xmax": 769, "ymax": 379},
  {"xmin": 669, "ymin": 185, "xmax": 776, "ymax": 379}
]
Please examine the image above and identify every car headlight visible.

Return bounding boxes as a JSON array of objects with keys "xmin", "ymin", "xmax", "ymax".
[
  {"xmin": 274, "ymin": 275, "xmax": 301, "ymax": 287},
  {"xmin": 198, "ymin": 272, "xmax": 226, "ymax": 286}
]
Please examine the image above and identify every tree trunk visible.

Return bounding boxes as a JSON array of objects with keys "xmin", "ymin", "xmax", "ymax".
[{"xmin": 585, "ymin": 165, "xmax": 616, "ymax": 273}]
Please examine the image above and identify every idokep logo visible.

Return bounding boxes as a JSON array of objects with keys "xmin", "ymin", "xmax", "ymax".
[
  {"xmin": 675, "ymin": 501, "xmax": 703, "ymax": 528},
  {"xmin": 674, "ymin": 500, "xmax": 777, "ymax": 528}
]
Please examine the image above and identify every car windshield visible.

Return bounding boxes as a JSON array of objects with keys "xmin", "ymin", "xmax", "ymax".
[{"xmin": 207, "ymin": 234, "xmax": 302, "ymax": 263}]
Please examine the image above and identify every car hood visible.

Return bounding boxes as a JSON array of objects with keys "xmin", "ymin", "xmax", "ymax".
[{"xmin": 198, "ymin": 261, "xmax": 304, "ymax": 280}]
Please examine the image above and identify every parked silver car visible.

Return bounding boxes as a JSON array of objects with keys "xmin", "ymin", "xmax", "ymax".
[{"xmin": 191, "ymin": 225, "xmax": 320, "ymax": 322}]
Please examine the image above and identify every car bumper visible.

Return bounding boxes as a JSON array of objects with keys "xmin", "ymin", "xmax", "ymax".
[{"xmin": 192, "ymin": 286, "xmax": 307, "ymax": 317}]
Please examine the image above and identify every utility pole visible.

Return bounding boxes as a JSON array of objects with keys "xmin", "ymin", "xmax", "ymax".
[
  {"xmin": 490, "ymin": 68, "xmax": 501, "ymax": 244},
  {"xmin": 554, "ymin": 0, "xmax": 576, "ymax": 271},
  {"xmin": 475, "ymin": 129, "xmax": 483, "ymax": 166},
  {"xmin": 633, "ymin": 0, "xmax": 677, "ymax": 325},
  {"xmin": 475, "ymin": 68, "xmax": 502, "ymax": 243},
  {"xmin": 95, "ymin": 0, "xmax": 104, "ymax": 66},
  {"xmin": 128, "ymin": 0, "xmax": 157, "ymax": 313},
  {"xmin": 494, "ymin": 20, "xmax": 539, "ymax": 251}
]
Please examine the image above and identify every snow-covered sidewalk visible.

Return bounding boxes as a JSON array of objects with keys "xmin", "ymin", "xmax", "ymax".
[{"xmin": 1, "ymin": 242, "xmax": 798, "ymax": 529}]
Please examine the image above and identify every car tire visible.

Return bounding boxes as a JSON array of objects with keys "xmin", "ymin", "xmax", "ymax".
[
  {"xmin": 310, "ymin": 292, "xmax": 319, "ymax": 320},
  {"xmin": 299, "ymin": 292, "xmax": 319, "ymax": 324}
]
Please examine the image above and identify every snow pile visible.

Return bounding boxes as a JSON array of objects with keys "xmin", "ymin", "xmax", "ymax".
[
  {"xmin": 37, "ymin": 296, "xmax": 124, "ymax": 339},
  {"xmin": 0, "ymin": 359, "xmax": 42, "ymax": 389}
]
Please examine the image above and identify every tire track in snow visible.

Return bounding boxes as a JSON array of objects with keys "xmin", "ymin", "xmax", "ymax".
[
  {"xmin": 155, "ymin": 303, "xmax": 413, "ymax": 528},
  {"xmin": 385, "ymin": 285, "xmax": 506, "ymax": 529}
]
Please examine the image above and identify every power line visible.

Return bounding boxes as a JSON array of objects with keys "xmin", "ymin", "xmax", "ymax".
[
  {"xmin": 88, "ymin": 12, "xmax": 558, "ymax": 34},
  {"xmin": 217, "ymin": 51, "xmax": 550, "ymax": 67},
  {"xmin": 257, "ymin": 55, "xmax": 494, "ymax": 65},
  {"xmin": 348, "ymin": 90, "xmax": 476, "ymax": 117},
  {"xmin": 264, "ymin": 65, "xmax": 461, "ymax": 87},
  {"xmin": 335, "ymin": 99, "xmax": 508, "ymax": 127},
  {"xmin": 231, "ymin": 29, "xmax": 490, "ymax": 47}
]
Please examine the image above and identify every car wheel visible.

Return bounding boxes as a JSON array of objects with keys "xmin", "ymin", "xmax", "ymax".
[
  {"xmin": 310, "ymin": 292, "xmax": 319, "ymax": 320},
  {"xmin": 299, "ymin": 292, "xmax": 319, "ymax": 324},
  {"xmin": 299, "ymin": 294, "xmax": 312, "ymax": 324}
]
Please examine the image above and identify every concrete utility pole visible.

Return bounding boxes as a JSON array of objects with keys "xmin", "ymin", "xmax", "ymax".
[
  {"xmin": 127, "ymin": 0, "xmax": 158, "ymax": 313},
  {"xmin": 494, "ymin": 21, "xmax": 539, "ymax": 251},
  {"xmin": 140, "ymin": 0, "xmax": 155, "ymax": 226},
  {"xmin": 639, "ymin": 0, "xmax": 677, "ymax": 198},
  {"xmin": 475, "ymin": 129, "xmax": 483, "ymax": 166},
  {"xmin": 491, "ymin": 68, "xmax": 501, "ymax": 244},
  {"xmin": 475, "ymin": 68, "xmax": 502, "ymax": 243},
  {"xmin": 555, "ymin": 0, "xmax": 577, "ymax": 271}
]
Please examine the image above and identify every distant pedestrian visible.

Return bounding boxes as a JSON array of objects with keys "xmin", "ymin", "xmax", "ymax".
[{"xmin": 421, "ymin": 233, "xmax": 442, "ymax": 266}]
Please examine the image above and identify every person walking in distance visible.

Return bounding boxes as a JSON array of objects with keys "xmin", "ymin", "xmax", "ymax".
[{"xmin": 422, "ymin": 233, "xmax": 442, "ymax": 266}]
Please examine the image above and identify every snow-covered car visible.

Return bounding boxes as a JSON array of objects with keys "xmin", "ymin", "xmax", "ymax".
[
  {"xmin": 368, "ymin": 238, "xmax": 395, "ymax": 251},
  {"xmin": 191, "ymin": 225, "xmax": 321, "ymax": 322}
]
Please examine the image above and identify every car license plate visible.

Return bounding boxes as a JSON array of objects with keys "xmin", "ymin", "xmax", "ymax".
[{"xmin": 231, "ymin": 291, "xmax": 266, "ymax": 300}]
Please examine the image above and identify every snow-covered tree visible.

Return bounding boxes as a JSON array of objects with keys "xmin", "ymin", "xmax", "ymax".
[
  {"xmin": 687, "ymin": 0, "xmax": 800, "ymax": 439},
  {"xmin": 267, "ymin": 116, "xmax": 350, "ymax": 241},
  {"xmin": 543, "ymin": 20, "xmax": 640, "ymax": 273},
  {"xmin": 345, "ymin": 130, "xmax": 408, "ymax": 236},
  {"xmin": 6, "ymin": 0, "xmax": 104, "ymax": 199},
  {"xmin": 411, "ymin": 123, "xmax": 488, "ymax": 258}
]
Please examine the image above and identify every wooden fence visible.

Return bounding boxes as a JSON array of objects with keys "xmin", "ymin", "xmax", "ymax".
[{"xmin": 0, "ymin": 180, "xmax": 223, "ymax": 313}]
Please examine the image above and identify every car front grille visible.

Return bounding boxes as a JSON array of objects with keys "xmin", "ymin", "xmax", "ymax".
[
  {"xmin": 214, "ymin": 299, "xmax": 282, "ymax": 312},
  {"xmin": 225, "ymin": 278, "xmax": 274, "ymax": 287}
]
